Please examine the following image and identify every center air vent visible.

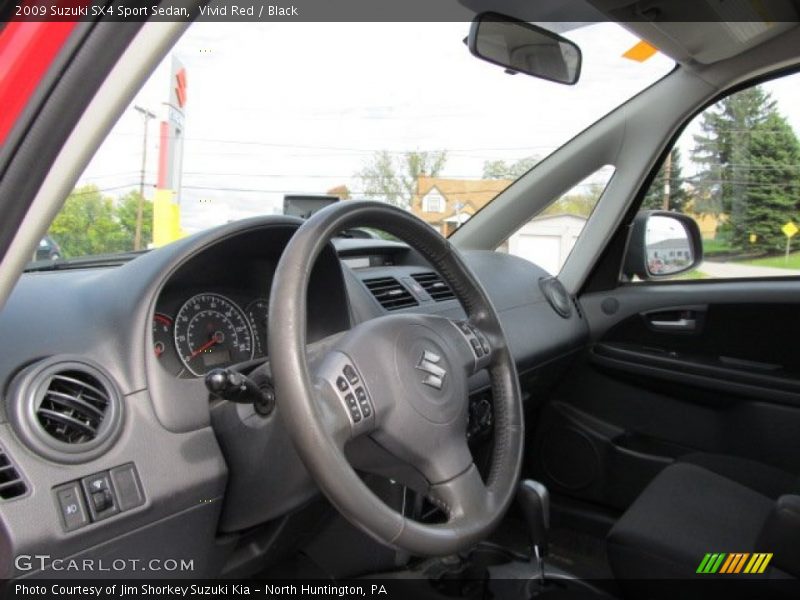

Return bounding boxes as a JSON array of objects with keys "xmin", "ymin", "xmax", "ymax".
[
  {"xmin": 411, "ymin": 272, "xmax": 456, "ymax": 302},
  {"xmin": 7, "ymin": 358, "xmax": 123, "ymax": 464},
  {"xmin": 363, "ymin": 277, "xmax": 418, "ymax": 311}
]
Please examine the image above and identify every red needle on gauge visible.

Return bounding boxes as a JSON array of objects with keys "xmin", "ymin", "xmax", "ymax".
[{"xmin": 188, "ymin": 338, "xmax": 217, "ymax": 360}]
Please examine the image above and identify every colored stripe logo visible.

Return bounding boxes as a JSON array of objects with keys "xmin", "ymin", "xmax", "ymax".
[{"xmin": 697, "ymin": 553, "xmax": 773, "ymax": 574}]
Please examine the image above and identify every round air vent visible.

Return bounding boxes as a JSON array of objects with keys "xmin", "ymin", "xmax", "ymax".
[
  {"xmin": 539, "ymin": 277, "xmax": 572, "ymax": 319},
  {"xmin": 7, "ymin": 357, "xmax": 123, "ymax": 463}
]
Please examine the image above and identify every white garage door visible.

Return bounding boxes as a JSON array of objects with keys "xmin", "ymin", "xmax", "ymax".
[{"xmin": 516, "ymin": 234, "xmax": 561, "ymax": 275}]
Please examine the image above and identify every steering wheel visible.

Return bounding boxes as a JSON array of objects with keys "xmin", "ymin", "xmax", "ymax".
[{"xmin": 268, "ymin": 201, "xmax": 523, "ymax": 556}]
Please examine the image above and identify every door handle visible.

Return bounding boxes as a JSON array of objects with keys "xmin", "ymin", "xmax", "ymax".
[
  {"xmin": 649, "ymin": 318, "xmax": 696, "ymax": 331},
  {"xmin": 643, "ymin": 306, "xmax": 706, "ymax": 334}
]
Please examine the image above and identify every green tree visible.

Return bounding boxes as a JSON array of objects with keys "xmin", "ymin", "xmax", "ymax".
[
  {"xmin": 642, "ymin": 147, "xmax": 689, "ymax": 212},
  {"xmin": 48, "ymin": 186, "xmax": 126, "ymax": 257},
  {"xmin": 737, "ymin": 112, "xmax": 800, "ymax": 251},
  {"xmin": 482, "ymin": 156, "xmax": 539, "ymax": 179},
  {"xmin": 544, "ymin": 182, "xmax": 605, "ymax": 218},
  {"xmin": 47, "ymin": 186, "xmax": 154, "ymax": 258},
  {"xmin": 357, "ymin": 150, "xmax": 447, "ymax": 208},
  {"xmin": 115, "ymin": 190, "xmax": 153, "ymax": 250},
  {"xmin": 690, "ymin": 86, "xmax": 800, "ymax": 252}
]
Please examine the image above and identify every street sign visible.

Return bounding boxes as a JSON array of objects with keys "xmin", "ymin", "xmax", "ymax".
[{"xmin": 782, "ymin": 221, "xmax": 798, "ymax": 262}]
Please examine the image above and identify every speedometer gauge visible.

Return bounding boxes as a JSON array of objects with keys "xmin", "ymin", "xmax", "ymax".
[{"xmin": 174, "ymin": 293, "xmax": 254, "ymax": 376}]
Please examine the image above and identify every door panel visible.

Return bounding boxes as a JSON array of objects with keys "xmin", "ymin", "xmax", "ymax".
[{"xmin": 529, "ymin": 281, "xmax": 800, "ymax": 512}]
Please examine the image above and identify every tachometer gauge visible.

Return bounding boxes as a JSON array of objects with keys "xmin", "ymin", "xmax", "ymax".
[
  {"xmin": 174, "ymin": 293, "xmax": 254, "ymax": 376},
  {"xmin": 152, "ymin": 313, "xmax": 173, "ymax": 359},
  {"xmin": 245, "ymin": 298, "xmax": 269, "ymax": 358}
]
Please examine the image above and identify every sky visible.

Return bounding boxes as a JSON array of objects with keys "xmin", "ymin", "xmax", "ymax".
[{"xmin": 77, "ymin": 21, "xmax": 799, "ymax": 235}]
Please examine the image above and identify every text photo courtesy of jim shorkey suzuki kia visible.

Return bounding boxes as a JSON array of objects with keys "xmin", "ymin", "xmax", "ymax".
[{"xmin": 11, "ymin": 583, "xmax": 391, "ymax": 597}]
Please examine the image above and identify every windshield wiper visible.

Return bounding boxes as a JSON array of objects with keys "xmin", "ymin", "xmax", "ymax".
[{"xmin": 24, "ymin": 250, "xmax": 149, "ymax": 272}]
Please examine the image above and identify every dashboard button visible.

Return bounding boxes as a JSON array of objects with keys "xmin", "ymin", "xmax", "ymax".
[
  {"xmin": 81, "ymin": 472, "xmax": 118, "ymax": 521},
  {"xmin": 110, "ymin": 464, "xmax": 144, "ymax": 512},
  {"xmin": 54, "ymin": 482, "xmax": 89, "ymax": 532},
  {"xmin": 92, "ymin": 490, "xmax": 112, "ymax": 512},
  {"xmin": 336, "ymin": 376, "xmax": 349, "ymax": 392}
]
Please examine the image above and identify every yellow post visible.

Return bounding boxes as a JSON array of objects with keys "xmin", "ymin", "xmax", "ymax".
[{"xmin": 153, "ymin": 189, "xmax": 184, "ymax": 247}]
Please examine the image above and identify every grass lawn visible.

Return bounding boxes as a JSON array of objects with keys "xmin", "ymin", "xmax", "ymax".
[
  {"xmin": 673, "ymin": 269, "xmax": 707, "ymax": 280},
  {"xmin": 741, "ymin": 252, "xmax": 800, "ymax": 269},
  {"xmin": 702, "ymin": 239, "xmax": 734, "ymax": 255}
]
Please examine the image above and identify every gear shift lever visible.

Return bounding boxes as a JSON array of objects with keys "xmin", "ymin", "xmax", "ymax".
[{"xmin": 517, "ymin": 480, "xmax": 550, "ymax": 580}]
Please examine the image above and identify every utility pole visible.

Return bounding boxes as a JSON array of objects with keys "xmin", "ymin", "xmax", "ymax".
[
  {"xmin": 662, "ymin": 151, "xmax": 672, "ymax": 211},
  {"xmin": 133, "ymin": 105, "xmax": 157, "ymax": 251}
]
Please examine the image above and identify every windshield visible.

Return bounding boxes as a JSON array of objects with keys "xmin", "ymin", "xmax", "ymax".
[{"xmin": 41, "ymin": 21, "xmax": 673, "ymax": 262}]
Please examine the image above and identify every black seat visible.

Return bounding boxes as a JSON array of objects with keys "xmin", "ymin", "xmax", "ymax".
[
  {"xmin": 679, "ymin": 453, "xmax": 800, "ymax": 500},
  {"xmin": 607, "ymin": 453, "xmax": 800, "ymax": 580}
]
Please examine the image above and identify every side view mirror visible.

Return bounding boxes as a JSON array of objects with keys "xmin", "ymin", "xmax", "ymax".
[
  {"xmin": 623, "ymin": 211, "xmax": 703, "ymax": 280},
  {"xmin": 467, "ymin": 12, "xmax": 582, "ymax": 85}
]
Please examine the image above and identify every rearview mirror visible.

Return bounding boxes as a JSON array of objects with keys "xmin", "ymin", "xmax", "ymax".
[
  {"xmin": 468, "ymin": 12, "xmax": 582, "ymax": 85},
  {"xmin": 623, "ymin": 211, "xmax": 704, "ymax": 280}
]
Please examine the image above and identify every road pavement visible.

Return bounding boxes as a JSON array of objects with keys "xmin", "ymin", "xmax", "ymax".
[{"xmin": 700, "ymin": 261, "xmax": 799, "ymax": 278}]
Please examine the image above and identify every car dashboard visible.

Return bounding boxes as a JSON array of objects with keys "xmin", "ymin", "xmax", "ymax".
[{"xmin": 0, "ymin": 216, "xmax": 588, "ymax": 577}]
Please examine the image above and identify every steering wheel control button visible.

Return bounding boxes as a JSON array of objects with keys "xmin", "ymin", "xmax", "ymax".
[
  {"xmin": 343, "ymin": 393, "xmax": 360, "ymax": 421},
  {"xmin": 355, "ymin": 388, "xmax": 372, "ymax": 417},
  {"xmin": 54, "ymin": 482, "xmax": 89, "ymax": 532},
  {"xmin": 110, "ymin": 463, "xmax": 145, "ymax": 512},
  {"xmin": 81, "ymin": 471, "xmax": 119, "ymax": 521},
  {"xmin": 322, "ymin": 354, "xmax": 374, "ymax": 432},
  {"xmin": 343, "ymin": 364, "xmax": 359, "ymax": 385},
  {"xmin": 470, "ymin": 338, "xmax": 484, "ymax": 357},
  {"xmin": 453, "ymin": 320, "xmax": 491, "ymax": 366}
]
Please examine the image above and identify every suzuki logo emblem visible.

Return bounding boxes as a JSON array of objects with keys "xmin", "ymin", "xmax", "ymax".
[{"xmin": 416, "ymin": 350, "xmax": 446, "ymax": 390}]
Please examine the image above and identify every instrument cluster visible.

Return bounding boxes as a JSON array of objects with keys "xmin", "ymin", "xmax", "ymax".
[{"xmin": 153, "ymin": 291, "xmax": 269, "ymax": 377}]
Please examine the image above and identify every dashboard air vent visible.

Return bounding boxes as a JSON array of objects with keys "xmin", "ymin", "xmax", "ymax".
[
  {"xmin": 7, "ymin": 358, "xmax": 124, "ymax": 464},
  {"xmin": 0, "ymin": 446, "xmax": 27, "ymax": 500},
  {"xmin": 363, "ymin": 277, "xmax": 418, "ymax": 311},
  {"xmin": 539, "ymin": 277, "xmax": 573, "ymax": 319},
  {"xmin": 411, "ymin": 272, "xmax": 456, "ymax": 302},
  {"xmin": 37, "ymin": 370, "xmax": 111, "ymax": 444}
]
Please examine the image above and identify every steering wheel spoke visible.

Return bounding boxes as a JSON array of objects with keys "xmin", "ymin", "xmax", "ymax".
[{"xmin": 428, "ymin": 462, "xmax": 493, "ymax": 525}]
